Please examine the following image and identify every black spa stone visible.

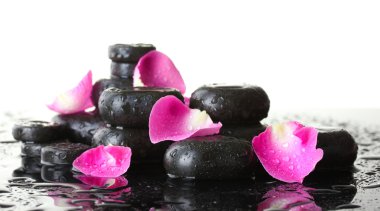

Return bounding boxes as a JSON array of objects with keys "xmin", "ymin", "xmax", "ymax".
[
  {"xmin": 220, "ymin": 124, "xmax": 267, "ymax": 141},
  {"xmin": 92, "ymin": 126, "xmax": 171, "ymax": 162},
  {"xmin": 91, "ymin": 78, "xmax": 133, "ymax": 107},
  {"xmin": 52, "ymin": 111, "xmax": 105, "ymax": 145},
  {"xmin": 190, "ymin": 84, "xmax": 270, "ymax": 125},
  {"xmin": 41, "ymin": 142, "xmax": 90, "ymax": 165},
  {"xmin": 12, "ymin": 120, "xmax": 65, "ymax": 143},
  {"xmin": 108, "ymin": 43, "xmax": 156, "ymax": 62},
  {"xmin": 99, "ymin": 87, "xmax": 184, "ymax": 128},
  {"xmin": 110, "ymin": 62, "xmax": 136, "ymax": 79},
  {"xmin": 316, "ymin": 127, "xmax": 358, "ymax": 169},
  {"xmin": 163, "ymin": 135, "xmax": 255, "ymax": 180},
  {"xmin": 21, "ymin": 141, "xmax": 65, "ymax": 157}
]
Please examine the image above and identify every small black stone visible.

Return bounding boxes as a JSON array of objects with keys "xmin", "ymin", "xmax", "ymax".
[
  {"xmin": 108, "ymin": 43, "xmax": 156, "ymax": 62},
  {"xmin": 92, "ymin": 126, "xmax": 171, "ymax": 163},
  {"xmin": 316, "ymin": 127, "xmax": 358, "ymax": 169},
  {"xmin": 98, "ymin": 87, "xmax": 184, "ymax": 128},
  {"xmin": 110, "ymin": 62, "xmax": 137, "ymax": 79},
  {"xmin": 52, "ymin": 111, "xmax": 105, "ymax": 145},
  {"xmin": 91, "ymin": 78, "xmax": 133, "ymax": 107},
  {"xmin": 164, "ymin": 135, "xmax": 255, "ymax": 180},
  {"xmin": 21, "ymin": 141, "xmax": 65, "ymax": 157},
  {"xmin": 12, "ymin": 120, "xmax": 65, "ymax": 143},
  {"xmin": 219, "ymin": 124, "xmax": 267, "ymax": 141},
  {"xmin": 41, "ymin": 142, "xmax": 91, "ymax": 165},
  {"xmin": 190, "ymin": 84, "xmax": 270, "ymax": 125}
]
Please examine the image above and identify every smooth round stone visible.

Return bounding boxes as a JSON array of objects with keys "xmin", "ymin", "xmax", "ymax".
[
  {"xmin": 91, "ymin": 78, "xmax": 133, "ymax": 107},
  {"xmin": 316, "ymin": 127, "xmax": 358, "ymax": 169},
  {"xmin": 12, "ymin": 120, "xmax": 65, "ymax": 143},
  {"xmin": 164, "ymin": 135, "xmax": 255, "ymax": 180},
  {"xmin": 52, "ymin": 111, "xmax": 105, "ymax": 145},
  {"xmin": 190, "ymin": 84, "xmax": 270, "ymax": 125},
  {"xmin": 21, "ymin": 142, "xmax": 50, "ymax": 157},
  {"xmin": 110, "ymin": 62, "xmax": 136, "ymax": 79},
  {"xmin": 41, "ymin": 142, "xmax": 90, "ymax": 165},
  {"xmin": 92, "ymin": 126, "xmax": 171, "ymax": 162},
  {"xmin": 108, "ymin": 43, "xmax": 156, "ymax": 62},
  {"xmin": 219, "ymin": 124, "xmax": 267, "ymax": 141},
  {"xmin": 98, "ymin": 87, "xmax": 184, "ymax": 128}
]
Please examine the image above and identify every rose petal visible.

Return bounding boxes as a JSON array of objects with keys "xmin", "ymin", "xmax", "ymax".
[
  {"xmin": 47, "ymin": 70, "xmax": 94, "ymax": 114},
  {"xmin": 149, "ymin": 96, "xmax": 222, "ymax": 144},
  {"xmin": 75, "ymin": 175, "xmax": 128, "ymax": 189},
  {"xmin": 258, "ymin": 184, "xmax": 321, "ymax": 211},
  {"xmin": 137, "ymin": 51, "xmax": 186, "ymax": 94},
  {"xmin": 184, "ymin": 96, "xmax": 190, "ymax": 107},
  {"xmin": 73, "ymin": 145, "xmax": 132, "ymax": 177},
  {"xmin": 252, "ymin": 121, "xmax": 323, "ymax": 183}
]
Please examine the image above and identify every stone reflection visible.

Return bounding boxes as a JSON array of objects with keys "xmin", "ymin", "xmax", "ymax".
[
  {"xmin": 257, "ymin": 183, "xmax": 321, "ymax": 211},
  {"xmin": 163, "ymin": 179, "xmax": 258, "ymax": 210}
]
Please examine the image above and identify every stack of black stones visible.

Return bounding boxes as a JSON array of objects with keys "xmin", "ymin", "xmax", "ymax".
[{"xmin": 11, "ymin": 43, "xmax": 359, "ymax": 182}]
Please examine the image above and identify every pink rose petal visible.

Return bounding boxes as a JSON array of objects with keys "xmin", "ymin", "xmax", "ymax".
[
  {"xmin": 258, "ymin": 184, "xmax": 321, "ymax": 211},
  {"xmin": 73, "ymin": 145, "xmax": 132, "ymax": 177},
  {"xmin": 47, "ymin": 70, "xmax": 94, "ymax": 114},
  {"xmin": 75, "ymin": 175, "xmax": 128, "ymax": 189},
  {"xmin": 252, "ymin": 121, "xmax": 323, "ymax": 183},
  {"xmin": 149, "ymin": 96, "xmax": 222, "ymax": 144},
  {"xmin": 184, "ymin": 96, "xmax": 190, "ymax": 107},
  {"xmin": 137, "ymin": 51, "xmax": 186, "ymax": 94}
]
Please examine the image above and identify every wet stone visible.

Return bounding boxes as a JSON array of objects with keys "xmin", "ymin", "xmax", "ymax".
[
  {"xmin": 190, "ymin": 84, "xmax": 270, "ymax": 125},
  {"xmin": 52, "ymin": 111, "xmax": 105, "ymax": 145},
  {"xmin": 316, "ymin": 127, "xmax": 358, "ymax": 170},
  {"xmin": 219, "ymin": 123, "xmax": 267, "ymax": 141},
  {"xmin": 164, "ymin": 135, "xmax": 255, "ymax": 180},
  {"xmin": 92, "ymin": 126, "xmax": 171, "ymax": 163},
  {"xmin": 12, "ymin": 120, "xmax": 65, "ymax": 143},
  {"xmin": 99, "ymin": 87, "xmax": 184, "ymax": 128},
  {"xmin": 41, "ymin": 142, "xmax": 90, "ymax": 165}
]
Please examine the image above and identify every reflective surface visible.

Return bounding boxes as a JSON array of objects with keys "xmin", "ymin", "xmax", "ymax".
[{"xmin": 0, "ymin": 111, "xmax": 380, "ymax": 210}]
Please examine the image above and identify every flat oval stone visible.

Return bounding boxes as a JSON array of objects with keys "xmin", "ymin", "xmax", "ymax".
[
  {"xmin": 219, "ymin": 124, "xmax": 267, "ymax": 141},
  {"xmin": 52, "ymin": 111, "xmax": 105, "ymax": 145},
  {"xmin": 316, "ymin": 127, "xmax": 358, "ymax": 169},
  {"xmin": 190, "ymin": 84, "xmax": 270, "ymax": 125},
  {"xmin": 12, "ymin": 120, "xmax": 65, "ymax": 143},
  {"xmin": 98, "ymin": 87, "xmax": 184, "ymax": 128},
  {"xmin": 92, "ymin": 126, "xmax": 172, "ymax": 163},
  {"xmin": 164, "ymin": 135, "xmax": 255, "ymax": 180},
  {"xmin": 41, "ymin": 142, "xmax": 90, "ymax": 165}
]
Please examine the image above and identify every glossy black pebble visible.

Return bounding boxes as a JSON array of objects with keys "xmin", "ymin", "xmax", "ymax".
[
  {"xmin": 190, "ymin": 84, "xmax": 270, "ymax": 125},
  {"xmin": 52, "ymin": 111, "xmax": 105, "ymax": 145},
  {"xmin": 108, "ymin": 43, "xmax": 156, "ymax": 62},
  {"xmin": 99, "ymin": 87, "xmax": 184, "ymax": 128},
  {"xmin": 12, "ymin": 120, "xmax": 65, "ymax": 143},
  {"xmin": 92, "ymin": 126, "xmax": 171, "ymax": 162},
  {"xmin": 164, "ymin": 135, "xmax": 255, "ymax": 180},
  {"xmin": 110, "ymin": 62, "xmax": 136, "ymax": 79},
  {"xmin": 41, "ymin": 142, "xmax": 90, "ymax": 165},
  {"xmin": 220, "ymin": 124, "xmax": 267, "ymax": 141},
  {"xmin": 91, "ymin": 78, "xmax": 133, "ymax": 106},
  {"xmin": 21, "ymin": 141, "xmax": 62, "ymax": 157},
  {"xmin": 316, "ymin": 127, "xmax": 358, "ymax": 169}
]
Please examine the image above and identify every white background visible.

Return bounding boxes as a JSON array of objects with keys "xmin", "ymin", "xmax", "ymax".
[{"xmin": 0, "ymin": 0, "xmax": 379, "ymax": 113}]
